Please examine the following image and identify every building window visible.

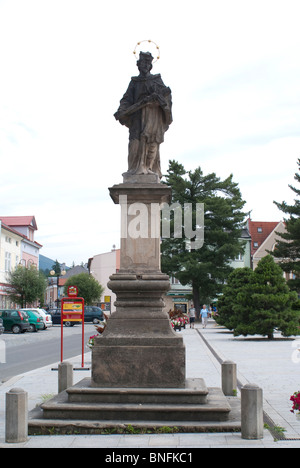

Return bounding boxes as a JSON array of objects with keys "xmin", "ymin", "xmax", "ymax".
[
  {"xmin": 235, "ymin": 253, "xmax": 244, "ymax": 261},
  {"xmin": 253, "ymin": 242, "xmax": 259, "ymax": 248},
  {"xmin": 5, "ymin": 252, "xmax": 11, "ymax": 272},
  {"xmin": 257, "ymin": 227, "xmax": 262, "ymax": 233}
]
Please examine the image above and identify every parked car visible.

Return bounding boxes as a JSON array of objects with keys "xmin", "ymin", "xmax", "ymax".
[
  {"xmin": 23, "ymin": 310, "xmax": 44, "ymax": 332},
  {"xmin": 0, "ymin": 309, "xmax": 31, "ymax": 334},
  {"xmin": 0, "ymin": 317, "xmax": 4, "ymax": 335},
  {"xmin": 49, "ymin": 306, "xmax": 104, "ymax": 325},
  {"xmin": 49, "ymin": 308, "xmax": 77, "ymax": 327},
  {"xmin": 21, "ymin": 308, "xmax": 52, "ymax": 329},
  {"xmin": 84, "ymin": 306, "xmax": 104, "ymax": 323}
]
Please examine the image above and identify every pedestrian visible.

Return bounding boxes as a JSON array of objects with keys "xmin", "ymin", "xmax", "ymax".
[
  {"xmin": 200, "ymin": 304, "xmax": 208, "ymax": 328},
  {"xmin": 188, "ymin": 302, "xmax": 196, "ymax": 329}
]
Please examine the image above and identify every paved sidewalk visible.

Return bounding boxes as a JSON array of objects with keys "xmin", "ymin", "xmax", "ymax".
[
  {"xmin": 1, "ymin": 320, "xmax": 300, "ymax": 448},
  {"xmin": 199, "ymin": 321, "xmax": 300, "ymax": 440}
]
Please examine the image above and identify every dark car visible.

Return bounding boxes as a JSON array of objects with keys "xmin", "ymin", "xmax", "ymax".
[
  {"xmin": 0, "ymin": 317, "xmax": 4, "ymax": 335},
  {"xmin": 0, "ymin": 309, "xmax": 31, "ymax": 334},
  {"xmin": 84, "ymin": 306, "xmax": 104, "ymax": 323},
  {"xmin": 49, "ymin": 308, "xmax": 77, "ymax": 327},
  {"xmin": 49, "ymin": 306, "xmax": 104, "ymax": 326}
]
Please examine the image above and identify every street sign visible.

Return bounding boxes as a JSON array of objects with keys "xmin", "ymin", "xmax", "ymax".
[{"xmin": 61, "ymin": 288, "xmax": 85, "ymax": 367}]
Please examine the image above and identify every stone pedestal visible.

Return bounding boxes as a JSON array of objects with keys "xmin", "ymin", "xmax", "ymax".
[
  {"xmin": 29, "ymin": 174, "xmax": 236, "ymax": 432},
  {"xmin": 92, "ymin": 175, "xmax": 186, "ymax": 388}
]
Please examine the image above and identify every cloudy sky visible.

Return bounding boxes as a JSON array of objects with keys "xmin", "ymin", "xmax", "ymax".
[{"xmin": 0, "ymin": 0, "xmax": 300, "ymax": 266}]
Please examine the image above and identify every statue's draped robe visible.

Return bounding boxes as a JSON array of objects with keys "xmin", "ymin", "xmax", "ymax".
[{"xmin": 116, "ymin": 74, "xmax": 172, "ymax": 177}]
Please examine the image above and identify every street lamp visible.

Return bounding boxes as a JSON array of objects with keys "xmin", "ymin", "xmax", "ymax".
[{"xmin": 50, "ymin": 268, "xmax": 66, "ymax": 308}]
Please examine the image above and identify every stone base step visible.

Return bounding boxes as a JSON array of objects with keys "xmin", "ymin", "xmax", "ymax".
[
  {"xmin": 40, "ymin": 385, "xmax": 231, "ymax": 422},
  {"xmin": 28, "ymin": 394, "xmax": 241, "ymax": 435},
  {"xmin": 67, "ymin": 377, "xmax": 208, "ymax": 405}
]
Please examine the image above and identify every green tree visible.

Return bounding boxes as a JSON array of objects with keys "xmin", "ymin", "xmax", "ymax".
[
  {"xmin": 216, "ymin": 267, "xmax": 254, "ymax": 332},
  {"xmin": 63, "ymin": 273, "xmax": 104, "ymax": 305},
  {"xmin": 51, "ymin": 260, "xmax": 63, "ymax": 276},
  {"xmin": 273, "ymin": 158, "xmax": 300, "ymax": 292},
  {"xmin": 8, "ymin": 265, "xmax": 47, "ymax": 307},
  {"xmin": 161, "ymin": 160, "xmax": 246, "ymax": 316},
  {"xmin": 217, "ymin": 255, "xmax": 299, "ymax": 339}
]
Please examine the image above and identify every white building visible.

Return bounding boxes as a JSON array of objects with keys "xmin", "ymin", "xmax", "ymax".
[{"xmin": 88, "ymin": 248, "xmax": 120, "ymax": 313}]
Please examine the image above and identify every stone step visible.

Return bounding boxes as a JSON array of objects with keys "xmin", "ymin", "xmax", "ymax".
[
  {"xmin": 41, "ymin": 386, "xmax": 231, "ymax": 422},
  {"xmin": 67, "ymin": 377, "xmax": 208, "ymax": 405},
  {"xmin": 29, "ymin": 395, "xmax": 241, "ymax": 435}
]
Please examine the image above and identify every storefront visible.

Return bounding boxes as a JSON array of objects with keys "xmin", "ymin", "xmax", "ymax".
[{"xmin": 0, "ymin": 283, "xmax": 15, "ymax": 309}]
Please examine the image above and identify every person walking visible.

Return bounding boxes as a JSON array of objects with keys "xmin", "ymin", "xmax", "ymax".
[
  {"xmin": 188, "ymin": 303, "xmax": 196, "ymax": 329},
  {"xmin": 200, "ymin": 304, "xmax": 209, "ymax": 328}
]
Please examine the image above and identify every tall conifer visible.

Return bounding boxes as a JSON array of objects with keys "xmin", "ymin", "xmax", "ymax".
[
  {"xmin": 161, "ymin": 160, "xmax": 246, "ymax": 316},
  {"xmin": 273, "ymin": 158, "xmax": 300, "ymax": 292}
]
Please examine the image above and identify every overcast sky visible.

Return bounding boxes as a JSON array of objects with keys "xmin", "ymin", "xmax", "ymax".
[{"xmin": 0, "ymin": 0, "xmax": 300, "ymax": 266}]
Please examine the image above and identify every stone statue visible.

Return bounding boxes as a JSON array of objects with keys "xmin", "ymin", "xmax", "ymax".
[{"xmin": 114, "ymin": 52, "xmax": 172, "ymax": 178}]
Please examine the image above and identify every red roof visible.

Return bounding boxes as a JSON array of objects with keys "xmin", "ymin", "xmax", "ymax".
[
  {"xmin": 1, "ymin": 222, "xmax": 24, "ymax": 238},
  {"xmin": 0, "ymin": 216, "xmax": 37, "ymax": 230},
  {"xmin": 0, "ymin": 216, "xmax": 42, "ymax": 248},
  {"xmin": 247, "ymin": 220, "xmax": 279, "ymax": 255}
]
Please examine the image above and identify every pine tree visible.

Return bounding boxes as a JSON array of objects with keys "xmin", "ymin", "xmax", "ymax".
[
  {"xmin": 250, "ymin": 255, "xmax": 299, "ymax": 339},
  {"xmin": 217, "ymin": 255, "xmax": 299, "ymax": 339},
  {"xmin": 273, "ymin": 158, "xmax": 300, "ymax": 291},
  {"xmin": 216, "ymin": 267, "xmax": 253, "ymax": 332},
  {"xmin": 161, "ymin": 160, "xmax": 246, "ymax": 316}
]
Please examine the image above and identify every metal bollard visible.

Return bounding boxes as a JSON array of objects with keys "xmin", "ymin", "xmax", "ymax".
[
  {"xmin": 241, "ymin": 383, "xmax": 263, "ymax": 439},
  {"xmin": 222, "ymin": 360, "xmax": 237, "ymax": 396},
  {"xmin": 5, "ymin": 388, "xmax": 28, "ymax": 443},
  {"xmin": 58, "ymin": 361, "xmax": 73, "ymax": 393}
]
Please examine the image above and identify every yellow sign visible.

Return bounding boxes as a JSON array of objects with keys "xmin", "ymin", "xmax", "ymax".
[
  {"xmin": 104, "ymin": 296, "xmax": 111, "ymax": 302},
  {"xmin": 62, "ymin": 301, "xmax": 83, "ymax": 321},
  {"xmin": 63, "ymin": 303, "xmax": 82, "ymax": 312}
]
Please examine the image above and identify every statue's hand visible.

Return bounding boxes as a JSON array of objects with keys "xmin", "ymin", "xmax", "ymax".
[{"xmin": 143, "ymin": 93, "xmax": 166, "ymax": 107}]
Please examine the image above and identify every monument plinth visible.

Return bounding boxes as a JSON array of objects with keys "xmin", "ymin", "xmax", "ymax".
[{"xmin": 91, "ymin": 176, "xmax": 186, "ymax": 388}]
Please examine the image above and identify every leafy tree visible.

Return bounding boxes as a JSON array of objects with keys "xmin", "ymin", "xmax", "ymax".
[
  {"xmin": 161, "ymin": 160, "xmax": 246, "ymax": 316},
  {"xmin": 8, "ymin": 265, "xmax": 47, "ymax": 307},
  {"xmin": 273, "ymin": 158, "xmax": 300, "ymax": 292},
  {"xmin": 63, "ymin": 273, "xmax": 104, "ymax": 305},
  {"xmin": 217, "ymin": 255, "xmax": 299, "ymax": 339}
]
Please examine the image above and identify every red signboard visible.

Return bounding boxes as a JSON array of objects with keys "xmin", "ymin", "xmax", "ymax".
[
  {"xmin": 61, "ymin": 290, "xmax": 85, "ymax": 367},
  {"xmin": 67, "ymin": 285, "xmax": 78, "ymax": 297}
]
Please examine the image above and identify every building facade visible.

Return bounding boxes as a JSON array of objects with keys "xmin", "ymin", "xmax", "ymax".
[
  {"xmin": 0, "ymin": 216, "xmax": 42, "ymax": 308},
  {"xmin": 246, "ymin": 218, "xmax": 282, "ymax": 269},
  {"xmin": 88, "ymin": 248, "xmax": 120, "ymax": 313},
  {"xmin": 0, "ymin": 221, "xmax": 23, "ymax": 307}
]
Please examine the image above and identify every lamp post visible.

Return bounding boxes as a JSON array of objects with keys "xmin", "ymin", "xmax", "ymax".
[{"xmin": 50, "ymin": 268, "xmax": 66, "ymax": 308}]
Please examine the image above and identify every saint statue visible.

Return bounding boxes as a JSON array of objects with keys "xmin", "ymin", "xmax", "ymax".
[{"xmin": 114, "ymin": 51, "xmax": 172, "ymax": 178}]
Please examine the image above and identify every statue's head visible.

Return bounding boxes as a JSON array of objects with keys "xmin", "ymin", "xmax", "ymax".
[{"xmin": 137, "ymin": 52, "xmax": 153, "ymax": 74}]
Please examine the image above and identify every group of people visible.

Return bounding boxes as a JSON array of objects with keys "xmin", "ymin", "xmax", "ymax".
[{"xmin": 188, "ymin": 303, "xmax": 216, "ymax": 329}]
